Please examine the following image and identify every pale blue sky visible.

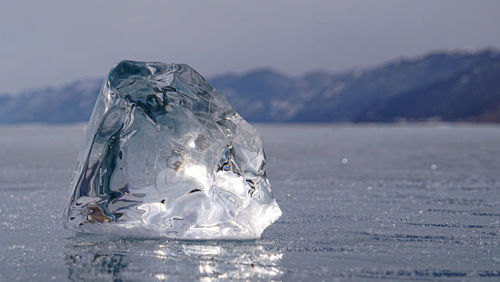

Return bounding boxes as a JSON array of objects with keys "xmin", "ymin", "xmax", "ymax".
[{"xmin": 1, "ymin": 0, "xmax": 499, "ymax": 92}]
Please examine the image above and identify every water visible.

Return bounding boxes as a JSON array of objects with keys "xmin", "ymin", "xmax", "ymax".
[{"xmin": 0, "ymin": 124, "xmax": 499, "ymax": 281}]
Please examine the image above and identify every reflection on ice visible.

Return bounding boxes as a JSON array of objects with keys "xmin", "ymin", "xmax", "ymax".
[
  {"xmin": 182, "ymin": 244, "xmax": 283, "ymax": 280},
  {"xmin": 64, "ymin": 236, "xmax": 283, "ymax": 281}
]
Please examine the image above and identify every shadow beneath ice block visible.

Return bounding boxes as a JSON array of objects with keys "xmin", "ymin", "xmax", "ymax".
[{"xmin": 64, "ymin": 234, "xmax": 283, "ymax": 281}]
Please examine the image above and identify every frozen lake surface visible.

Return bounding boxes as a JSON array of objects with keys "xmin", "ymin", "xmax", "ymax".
[{"xmin": 0, "ymin": 124, "xmax": 499, "ymax": 281}]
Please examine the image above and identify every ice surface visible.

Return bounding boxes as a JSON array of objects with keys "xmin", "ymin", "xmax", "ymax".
[
  {"xmin": 64, "ymin": 61, "xmax": 281, "ymax": 239},
  {"xmin": 2, "ymin": 125, "xmax": 500, "ymax": 280}
]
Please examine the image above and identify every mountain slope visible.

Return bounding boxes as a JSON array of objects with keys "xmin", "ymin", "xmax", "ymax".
[
  {"xmin": 210, "ymin": 69, "xmax": 294, "ymax": 122},
  {"xmin": 0, "ymin": 78, "xmax": 102, "ymax": 123},
  {"xmin": 354, "ymin": 58, "xmax": 500, "ymax": 122},
  {"xmin": 290, "ymin": 50, "xmax": 500, "ymax": 122}
]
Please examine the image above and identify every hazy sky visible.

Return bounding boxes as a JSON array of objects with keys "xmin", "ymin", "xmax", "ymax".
[{"xmin": 1, "ymin": 0, "xmax": 499, "ymax": 93}]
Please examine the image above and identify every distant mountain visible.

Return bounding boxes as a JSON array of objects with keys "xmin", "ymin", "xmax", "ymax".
[
  {"xmin": 0, "ymin": 78, "xmax": 102, "ymax": 123},
  {"xmin": 353, "ymin": 55, "xmax": 500, "ymax": 122},
  {"xmin": 1, "ymin": 49, "xmax": 500, "ymax": 124}
]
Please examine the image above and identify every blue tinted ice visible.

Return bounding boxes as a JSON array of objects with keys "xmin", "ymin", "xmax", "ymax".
[{"xmin": 64, "ymin": 61, "xmax": 281, "ymax": 239}]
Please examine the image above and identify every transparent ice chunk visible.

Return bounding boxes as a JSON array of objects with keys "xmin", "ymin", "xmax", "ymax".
[{"xmin": 64, "ymin": 61, "xmax": 281, "ymax": 239}]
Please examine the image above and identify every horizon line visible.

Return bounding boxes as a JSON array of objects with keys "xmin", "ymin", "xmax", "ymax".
[{"xmin": 1, "ymin": 47, "xmax": 498, "ymax": 96}]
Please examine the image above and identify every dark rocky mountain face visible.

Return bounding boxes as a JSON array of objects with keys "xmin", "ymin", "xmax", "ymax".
[
  {"xmin": 353, "ymin": 57, "xmax": 500, "ymax": 122},
  {"xmin": 213, "ymin": 50, "xmax": 500, "ymax": 123},
  {"xmin": 1, "ymin": 50, "xmax": 499, "ymax": 124}
]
